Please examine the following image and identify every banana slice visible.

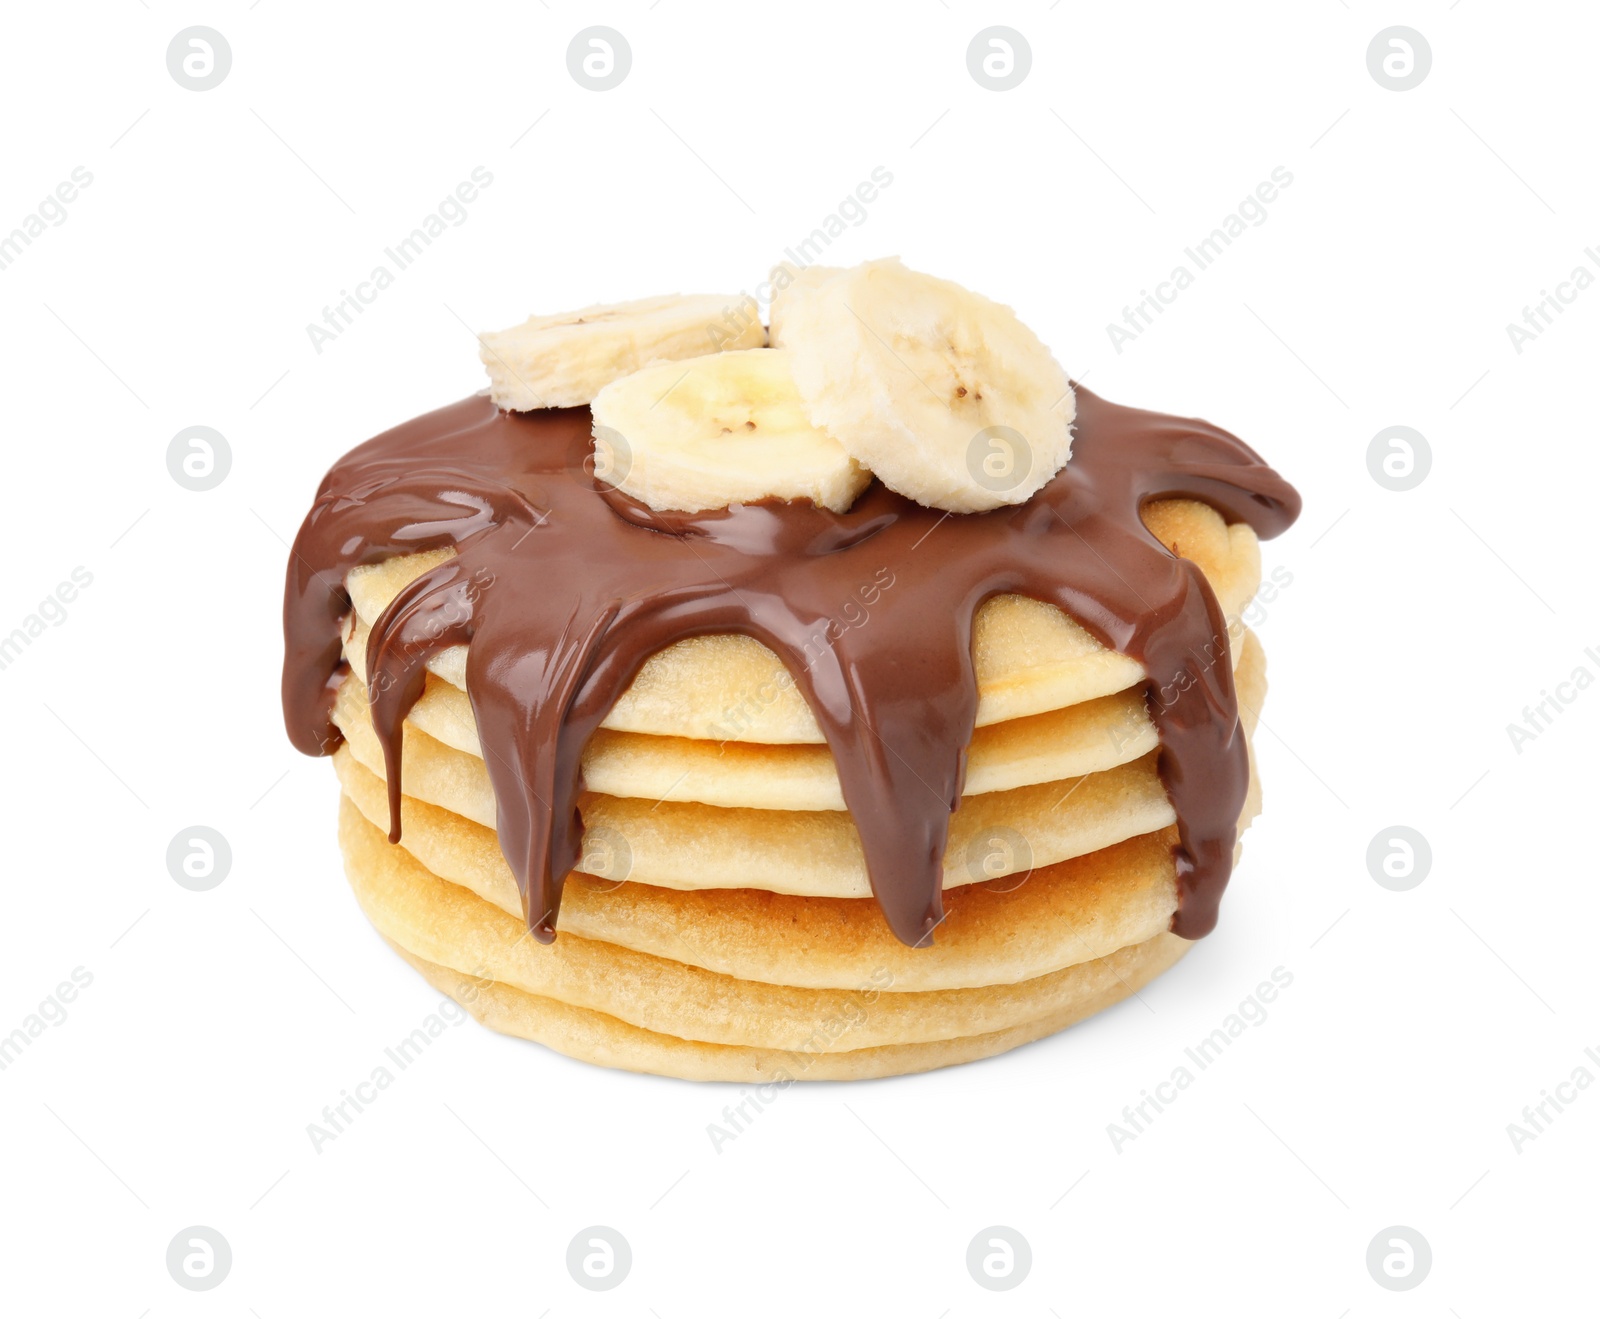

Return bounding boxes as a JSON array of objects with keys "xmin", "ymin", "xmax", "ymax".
[
  {"xmin": 782, "ymin": 258, "xmax": 1075, "ymax": 513},
  {"xmin": 589, "ymin": 349, "xmax": 871, "ymax": 514},
  {"xmin": 767, "ymin": 262, "xmax": 841, "ymax": 347},
  {"xmin": 479, "ymin": 294, "xmax": 765, "ymax": 410}
]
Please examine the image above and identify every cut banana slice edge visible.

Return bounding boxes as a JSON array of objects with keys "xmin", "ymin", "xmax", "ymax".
[
  {"xmin": 479, "ymin": 293, "xmax": 765, "ymax": 411},
  {"xmin": 782, "ymin": 257, "xmax": 1075, "ymax": 513},
  {"xmin": 767, "ymin": 262, "xmax": 842, "ymax": 348},
  {"xmin": 589, "ymin": 348, "xmax": 872, "ymax": 514}
]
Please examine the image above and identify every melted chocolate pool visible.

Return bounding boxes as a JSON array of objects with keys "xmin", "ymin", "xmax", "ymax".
[{"xmin": 282, "ymin": 388, "xmax": 1299, "ymax": 947}]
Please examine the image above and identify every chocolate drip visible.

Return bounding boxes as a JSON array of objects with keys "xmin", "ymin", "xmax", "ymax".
[{"xmin": 282, "ymin": 388, "xmax": 1299, "ymax": 946}]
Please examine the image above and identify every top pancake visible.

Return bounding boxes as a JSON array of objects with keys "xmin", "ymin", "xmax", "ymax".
[{"xmin": 345, "ymin": 498, "xmax": 1261, "ymax": 746}]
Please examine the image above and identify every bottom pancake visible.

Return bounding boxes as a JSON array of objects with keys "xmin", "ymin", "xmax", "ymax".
[
  {"xmin": 386, "ymin": 935, "xmax": 1189, "ymax": 1083},
  {"xmin": 339, "ymin": 799, "xmax": 1192, "ymax": 1079}
]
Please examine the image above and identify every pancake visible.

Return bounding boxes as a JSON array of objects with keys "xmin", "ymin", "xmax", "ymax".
[
  {"xmin": 389, "ymin": 934, "xmax": 1190, "ymax": 1083},
  {"xmin": 344, "ymin": 497, "xmax": 1261, "ymax": 744},
  {"xmin": 334, "ymin": 688, "xmax": 1169, "ymax": 895},
  {"xmin": 343, "ymin": 636, "xmax": 1167, "ymax": 807}
]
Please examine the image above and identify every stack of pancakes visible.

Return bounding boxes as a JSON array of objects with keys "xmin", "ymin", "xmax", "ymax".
[{"xmin": 332, "ymin": 498, "xmax": 1268, "ymax": 1081}]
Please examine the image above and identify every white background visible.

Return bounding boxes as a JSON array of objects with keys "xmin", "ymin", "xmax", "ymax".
[{"xmin": 2, "ymin": 1, "xmax": 1595, "ymax": 1313}]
